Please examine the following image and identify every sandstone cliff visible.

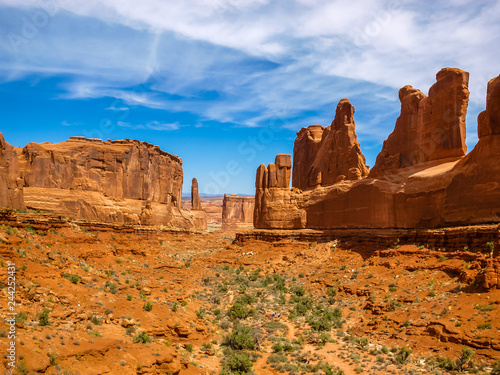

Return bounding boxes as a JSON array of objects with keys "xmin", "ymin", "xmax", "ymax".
[
  {"xmin": 0, "ymin": 133, "xmax": 24, "ymax": 209},
  {"xmin": 293, "ymin": 99, "xmax": 369, "ymax": 190},
  {"xmin": 254, "ymin": 69, "xmax": 500, "ymax": 230},
  {"xmin": 221, "ymin": 194, "xmax": 254, "ymax": 230},
  {"xmin": 0, "ymin": 135, "xmax": 206, "ymax": 229},
  {"xmin": 370, "ymin": 68, "xmax": 469, "ymax": 175}
]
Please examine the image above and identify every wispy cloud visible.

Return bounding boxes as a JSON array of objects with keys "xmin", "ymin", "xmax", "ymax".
[
  {"xmin": 0, "ymin": 0, "xmax": 498, "ymax": 142},
  {"xmin": 117, "ymin": 120, "xmax": 181, "ymax": 131}
]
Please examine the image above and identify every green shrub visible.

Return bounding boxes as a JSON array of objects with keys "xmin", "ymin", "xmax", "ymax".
[
  {"xmin": 104, "ymin": 281, "xmax": 117, "ymax": 294},
  {"xmin": 133, "ymin": 331, "xmax": 152, "ymax": 344},
  {"xmin": 491, "ymin": 359, "xmax": 500, "ymax": 375},
  {"xmin": 455, "ymin": 346, "xmax": 475, "ymax": 372},
  {"xmin": 477, "ymin": 322, "xmax": 491, "ymax": 330},
  {"xmin": 221, "ymin": 352, "xmax": 253, "ymax": 375},
  {"xmin": 16, "ymin": 360, "xmax": 29, "ymax": 375},
  {"xmin": 49, "ymin": 352, "xmax": 58, "ymax": 366},
  {"xmin": 16, "ymin": 312, "xmax": 28, "ymax": 326},
  {"xmin": 291, "ymin": 286, "xmax": 306, "ymax": 296},
  {"xmin": 143, "ymin": 301, "xmax": 153, "ymax": 311},
  {"xmin": 395, "ymin": 347, "xmax": 411, "ymax": 364},
  {"xmin": 326, "ymin": 287, "xmax": 337, "ymax": 297},
  {"xmin": 267, "ymin": 353, "xmax": 288, "ymax": 364},
  {"xmin": 474, "ymin": 304, "xmax": 495, "ymax": 312},
  {"xmin": 227, "ymin": 302, "xmax": 253, "ymax": 320},
  {"xmin": 307, "ymin": 307, "xmax": 342, "ymax": 331},
  {"xmin": 485, "ymin": 241, "xmax": 495, "ymax": 254},
  {"xmin": 38, "ymin": 308, "xmax": 50, "ymax": 326},
  {"xmin": 223, "ymin": 325, "xmax": 257, "ymax": 350}
]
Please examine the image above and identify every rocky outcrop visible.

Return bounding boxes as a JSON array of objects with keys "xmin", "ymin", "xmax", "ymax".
[
  {"xmin": 0, "ymin": 135, "xmax": 205, "ymax": 229},
  {"xmin": 292, "ymin": 125, "xmax": 325, "ymax": 190},
  {"xmin": 292, "ymin": 99, "xmax": 369, "ymax": 190},
  {"xmin": 254, "ymin": 69, "xmax": 500, "ymax": 231},
  {"xmin": 191, "ymin": 178, "xmax": 202, "ymax": 210},
  {"xmin": 254, "ymin": 155, "xmax": 306, "ymax": 229},
  {"xmin": 0, "ymin": 132, "xmax": 24, "ymax": 209},
  {"xmin": 371, "ymin": 68, "xmax": 469, "ymax": 175},
  {"xmin": 478, "ymin": 75, "xmax": 500, "ymax": 138},
  {"xmin": 20, "ymin": 136, "xmax": 183, "ymax": 205},
  {"xmin": 222, "ymin": 194, "xmax": 254, "ymax": 230}
]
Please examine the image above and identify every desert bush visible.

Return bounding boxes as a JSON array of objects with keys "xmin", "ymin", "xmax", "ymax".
[
  {"xmin": 38, "ymin": 308, "xmax": 50, "ymax": 326},
  {"xmin": 221, "ymin": 352, "xmax": 253, "ymax": 375},
  {"xmin": 133, "ymin": 331, "xmax": 152, "ymax": 344},
  {"xmin": 16, "ymin": 312, "xmax": 28, "ymax": 326},
  {"xmin": 491, "ymin": 359, "xmax": 500, "ymax": 375},
  {"xmin": 395, "ymin": 347, "xmax": 412, "ymax": 364},
  {"xmin": 227, "ymin": 301, "xmax": 255, "ymax": 320},
  {"xmin": 223, "ymin": 325, "xmax": 257, "ymax": 350},
  {"xmin": 474, "ymin": 304, "xmax": 495, "ymax": 312}
]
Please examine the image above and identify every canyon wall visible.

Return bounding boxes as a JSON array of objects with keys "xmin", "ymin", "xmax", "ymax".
[
  {"xmin": 0, "ymin": 135, "xmax": 206, "ymax": 229},
  {"xmin": 0, "ymin": 133, "xmax": 24, "ymax": 209},
  {"xmin": 222, "ymin": 194, "xmax": 254, "ymax": 230},
  {"xmin": 254, "ymin": 68, "xmax": 500, "ymax": 230}
]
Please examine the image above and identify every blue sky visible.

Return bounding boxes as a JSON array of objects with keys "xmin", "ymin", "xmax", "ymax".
[{"xmin": 0, "ymin": 0, "xmax": 498, "ymax": 195}]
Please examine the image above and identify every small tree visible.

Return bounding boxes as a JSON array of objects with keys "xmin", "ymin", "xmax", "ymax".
[
  {"xmin": 395, "ymin": 347, "xmax": 411, "ymax": 364},
  {"xmin": 38, "ymin": 309, "xmax": 50, "ymax": 326},
  {"xmin": 221, "ymin": 352, "xmax": 253, "ymax": 375}
]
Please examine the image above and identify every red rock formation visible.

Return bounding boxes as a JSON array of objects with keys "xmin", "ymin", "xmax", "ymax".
[
  {"xmin": 292, "ymin": 99, "xmax": 369, "ymax": 191},
  {"xmin": 20, "ymin": 136, "xmax": 183, "ymax": 206},
  {"xmin": 0, "ymin": 132, "xmax": 24, "ymax": 209},
  {"xmin": 478, "ymin": 75, "xmax": 500, "ymax": 138},
  {"xmin": 191, "ymin": 178, "xmax": 202, "ymax": 210},
  {"xmin": 0, "ymin": 135, "xmax": 205, "ymax": 229},
  {"xmin": 254, "ymin": 155, "xmax": 306, "ymax": 229},
  {"xmin": 371, "ymin": 68, "xmax": 469, "ymax": 175},
  {"xmin": 254, "ymin": 70, "xmax": 500, "ymax": 231},
  {"xmin": 292, "ymin": 125, "xmax": 325, "ymax": 190},
  {"xmin": 221, "ymin": 194, "xmax": 254, "ymax": 230}
]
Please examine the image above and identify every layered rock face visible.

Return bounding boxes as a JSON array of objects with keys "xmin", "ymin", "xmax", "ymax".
[
  {"xmin": 254, "ymin": 69, "xmax": 500, "ymax": 230},
  {"xmin": 371, "ymin": 68, "xmax": 469, "ymax": 175},
  {"xmin": 293, "ymin": 99, "xmax": 369, "ymax": 190},
  {"xmin": 0, "ymin": 135, "xmax": 205, "ymax": 229},
  {"xmin": 255, "ymin": 154, "xmax": 306, "ymax": 229},
  {"xmin": 0, "ymin": 133, "xmax": 24, "ymax": 209},
  {"xmin": 20, "ymin": 136, "xmax": 183, "ymax": 205},
  {"xmin": 221, "ymin": 194, "xmax": 254, "ymax": 230}
]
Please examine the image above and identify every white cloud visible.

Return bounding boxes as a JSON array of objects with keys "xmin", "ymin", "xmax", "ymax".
[
  {"xmin": 0, "ymin": 0, "xmax": 498, "ymax": 144},
  {"xmin": 117, "ymin": 120, "xmax": 181, "ymax": 131}
]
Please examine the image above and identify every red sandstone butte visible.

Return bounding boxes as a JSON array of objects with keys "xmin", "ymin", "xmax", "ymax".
[
  {"xmin": 370, "ymin": 68, "xmax": 469, "ymax": 175},
  {"xmin": 293, "ymin": 98, "xmax": 369, "ymax": 191},
  {"xmin": 254, "ymin": 69, "xmax": 500, "ymax": 230},
  {"xmin": 0, "ymin": 135, "xmax": 205, "ymax": 229},
  {"xmin": 221, "ymin": 194, "xmax": 254, "ymax": 230}
]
